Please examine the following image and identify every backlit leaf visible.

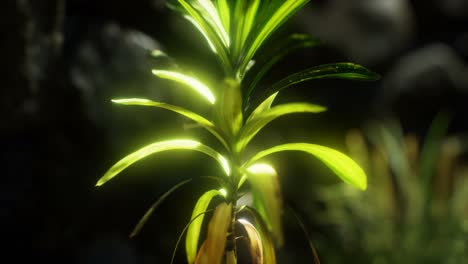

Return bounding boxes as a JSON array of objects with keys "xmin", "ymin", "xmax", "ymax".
[
  {"xmin": 246, "ymin": 143, "xmax": 367, "ymax": 190},
  {"xmin": 195, "ymin": 203, "xmax": 232, "ymax": 264},
  {"xmin": 246, "ymin": 92, "xmax": 278, "ymax": 122},
  {"xmin": 246, "ymin": 163, "xmax": 283, "ymax": 246},
  {"xmin": 96, "ymin": 139, "xmax": 230, "ymax": 186},
  {"xmin": 240, "ymin": 0, "xmax": 311, "ymax": 77},
  {"xmin": 242, "ymin": 206, "xmax": 277, "ymax": 264},
  {"xmin": 235, "ymin": 103, "xmax": 326, "ymax": 152},
  {"xmin": 111, "ymin": 98, "xmax": 229, "ymax": 150},
  {"xmin": 152, "ymin": 70, "xmax": 216, "ymax": 104},
  {"xmin": 186, "ymin": 189, "xmax": 224, "ymax": 263},
  {"xmin": 238, "ymin": 218, "xmax": 263, "ymax": 264},
  {"xmin": 214, "ymin": 78, "xmax": 243, "ymax": 139}
]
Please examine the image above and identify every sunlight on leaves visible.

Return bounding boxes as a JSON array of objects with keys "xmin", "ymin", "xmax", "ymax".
[
  {"xmin": 152, "ymin": 70, "xmax": 216, "ymax": 104},
  {"xmin": 111, "ymin": 98, "xmax": 229, "ymax": 150},
  {"xmin": 246, "ymin": 143, "xmax": 367, "ymax": 190},
  {"xmin": 186, "ymin": 189, "xmax": 224, "ymax": 263},
  {"xmin": 247, "ymin": 163, "xmax": 283, "ymax": 246},
  {"xmin": 96, "ymin": 139, "xmax": 229, "ymax": 186}
]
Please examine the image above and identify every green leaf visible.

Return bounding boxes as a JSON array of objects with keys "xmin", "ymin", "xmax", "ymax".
[
  {"xmin": 245, "ymin": 143, "xmax": 367, "ymax": 190},
  {"xmin": 239, "ymin": 0, "xmax": 311, "ymax": 77},
  {"xmin": 96, "ymin": 139, "xmax": 230, "ymax": 186},
  {"xmin": 246, "ymin": 92, "xmax": 279, "ymax": 123},
  {"xmin": 152, "ymin": 69, "xmax": 216, "ymax": 104},
  {"xmin": 214, "ymin": 78, "xmax": 243, "ymax": 139},
  {"xmin": 194, "ymin": 203, "xmax": 232, "ymax": 264},
  {"xmin": 245, "ymin": 34, "xmax": 322, "ymax": 99},
  {"xmin": 235, "ymin": 103, "xmax": 326, "ymax": 152},
  {"xmin": 246, "ymin": 163, "xmax": 284, "ymax": 246},
  {"xmin": 130, "ymin": 179, "xmax": 192, "ymax": 238},
  {"xmin": 186, "ymin": 189, "xmax": 224, "ymax": 264},
  {"xmin": 238, "ymin": 218, "xmax": 263, "ymax": 264},
  {"xmin": 216, "ymin": 0, "xmax": 230, "ymax": 38},
  {"xmin": 176, "ymin": 0, "xmax": 232, "ymax": 71},
  {"xmin": 419, "ymin": 112, "xmax": 451, "ymax": 194},
  {"xmin": 111, "ymin": 98, "xmax": 229, "ymax": 150},
  {"xmin": 242, "ymin": 206, "xmax": 277, "ymax": 264},
  {"xmin": 268, "ymin": 62, "xmax": 380, "ymax": 94},
  {"xmin": 191, "ymin": 0, "xmax": 230, "ymax": 47}
]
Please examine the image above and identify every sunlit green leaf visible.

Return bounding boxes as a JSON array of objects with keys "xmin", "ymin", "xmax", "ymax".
[
  {"xmin": 111, "ymin": 98, "xmax": 229, "ymax": 150},
  {"xmin": 96, "ymin": 139, "xmax": 230, "ymax": 186},
  {"xmin": 130, "ymin": 179, "xmax": 192, "ymax": 238},
  {"xmin": 195, "ymin": 203, "xmax": 232, "ymax": 264},
  {"xmin": 216, "ymin": 0, "xmax": 230, "ymax": 38},
  {"xmin": 245, "ymin": 34, "xmax": 322, "ymax": 99},
  {"xmin": 176, "ymin": 0, "xmax": 232, "ymax": 71},
  {"xmin": 192, "ymin": 0, "xmax": 230, "ymax": 47},
  {"xmin": 247, "ymin": 92, "xmax": 279, "ymax": 122},
  {"xmin": 242, "ymin": 206, "xmax": 277, "ymax": 264},
  {"xmin": 239, "ymin": 0, "xmax": 311, "ymax": 77},
  {"xmin": 246, "ymin": 163, "xmax": 283, "ymax": 246},
  {"xmin": 238, "ymin": 218, "xmax": 263, "ymax": 264},
  {"xmin": 267, "ymin": 62, "xmax": 380, "ymax": 95},
  {"xmin": 236, "ymin": 103, "xmax": 326, "ymax": 152},
  {"xmin": 186, "ymin": 189, "xmax": 224, "ymax": 264},
  {"xmin": 246, "ymin": 143, "xmax": 367, "ymax": 190},
  {"xmin": 214, "ymin": 78, "xmax": 243, "ymax": 139},
  {"xmin": 152, "ymin": 70, "xmax": 216, "ymax": 104}
]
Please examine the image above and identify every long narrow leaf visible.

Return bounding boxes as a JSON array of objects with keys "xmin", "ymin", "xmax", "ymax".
[
  {"xmin": 268, "ymin": 62, "xmax": 380, "ymax": 94},
  {"xmin": 246, "ymin": 92, "xmax": 279, "ymax": 122},
  {"xmin": 245, "ymin": 143, "xmax": 367, "ymax": 190},
  {"xmin": 177, "ymin": 0, "xmax": 232, "ymax": 71},
  {"xmin": 195, "ymin": 203, "xmax": 232, "ymax": 264},
  {"xmin": 238, "ymin": 218, "xmax": 263, "ymax": 264},
  {"xmin": 246, "ymin": 163, "xmax": 283, "ymax": 246},
  {"xmin": 186, "ymin": 189, "xmax": 224, "ymax": 263},
  {"xmin": 216, "ymin": 0, "xmax": 230, "ymax": 38},
  {"xmin": 111, "ymin": 98, "xmax": 229, "ymax": 150},
  {"xmin": 130, "ymin": 179, "xmax": 192, "ymax": 238},
  {"xmin": 239, "ymin": 0, "xmax": 311, "ymax": 76},
  {"xmin": 152, "ymin": 70, "xmax": 216, "ymax": 104},
  {"xmin": 96, "ymin": 139, "xmax": 230, "ymax": 186},
  {"xmin": 245, "ymin": 34, "xmax": 322, "ymax": 99},
  {"xmin": 242, "ymin": 206, "xmax": 277, "ymax": 264},
  {"xmin": 235, "ymin": 103, "xmax": 326, "ymax": 152}
]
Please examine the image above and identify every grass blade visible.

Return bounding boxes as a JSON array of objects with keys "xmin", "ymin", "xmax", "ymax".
[
  {"xmin": 130, "ymin": 179, "xmax": 192, "ymax": 238},
  {"xmin": 245, "ymin": 143, "xmax": 367, "ymax": 190}
]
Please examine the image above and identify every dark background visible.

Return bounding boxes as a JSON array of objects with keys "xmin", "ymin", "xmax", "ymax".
[{"xmin": 2, "ymin": 0, "xmax": 467, "ymax": 263}]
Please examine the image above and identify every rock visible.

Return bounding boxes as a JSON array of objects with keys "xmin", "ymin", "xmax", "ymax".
[{"xmin": 297, "ymin": 0, "xmax": 415, "ymax": 66}]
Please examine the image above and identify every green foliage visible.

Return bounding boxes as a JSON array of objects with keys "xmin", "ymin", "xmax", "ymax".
[
  {"xmin": 314, "ymin": 116, "xmax": 468, "ymax": 263},
  {"xmin": 96, "ymin": 0, "xmax": 378, "ymax": 263}
]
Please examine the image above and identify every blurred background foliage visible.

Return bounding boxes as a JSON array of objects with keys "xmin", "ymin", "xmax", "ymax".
[{"xmin": 1, "ymin": 0, "xmax": 467, "ymax": 263}]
